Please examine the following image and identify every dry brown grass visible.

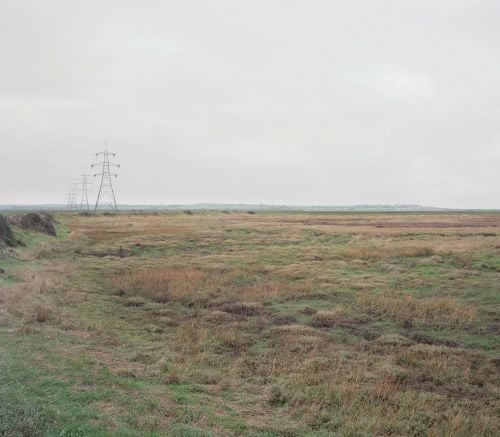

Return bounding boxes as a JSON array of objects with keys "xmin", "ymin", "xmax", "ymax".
[
  {"xmin": 357, "ymin": 291, "xmax": 477, "ymax": 328},
  {"xmin": 83, "ymin": 226, "xmax": 192, "ymax": 241},
  {"xmin": 394, "ymin": 344, "xmax": 475, "ymax": 377},
  {"xmin": 109, "ymin": 266, "xmax": 315, "ymax": 305},
  {"xmin": 311, "ymin": 307, "xmax": 368, "ymax": 328},
  {"xmin": 165, "ymin": 320, "xmax": 254, "ymax": 380},
  {"xmin": 343, "ymin": 245, "xmax": 436, "ymax": 259},
  {"xmin": 0, "ymin": 270, "xmax": 65, "ymax": 327},
  {"xmin": 238, "ymin": 280, "xmax": 314, "ymax": 301},
  {"xmin": 109, "ymin": 268, "xmax": 215, "ymax": 303}
]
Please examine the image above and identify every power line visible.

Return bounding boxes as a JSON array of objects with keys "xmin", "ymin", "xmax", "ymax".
[
  {"xmin": 0, "ymin": 110, "xmax": 124, "ymax": 207},
  {"xmin": 0, "ymin": 112, "xmax": 122, "ymax": 206},
  {"xmin": 0, "ymin": 130, "xmax": 82, "ymax": 168},
  {"xmin": 0, "ymin": 110, "xmax": 88, "ymax": 154},
  {"xmin": 0, "ymin": 154, "xmax": 64, "ymax": 180},
  {"xmin": 91, "ymin": 142, "xmax": 120, "ymax": 211},
  {"xmin": 0, "ymin": 167, "xmax": 63, "ymax": 183}
]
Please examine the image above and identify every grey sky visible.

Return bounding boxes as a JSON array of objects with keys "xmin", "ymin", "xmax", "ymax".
[{"xmin": 0, "ymin": 0, "xmax": 499, "ymax": 207}]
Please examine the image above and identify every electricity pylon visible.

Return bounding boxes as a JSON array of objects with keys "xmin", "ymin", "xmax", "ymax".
[
  {"xmin": 91, "ymin": 142, "xmax": 120, "ymax": 211},
  {"xmin": 65, "ymin": 189, "xmax": 78, "ymax": 210},
  {"xmin": 77, "ymin": 174, "xmax": 92, "ymax": 210}
]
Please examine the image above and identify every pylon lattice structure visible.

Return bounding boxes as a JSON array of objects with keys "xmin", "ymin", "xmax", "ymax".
[
  {"xmin": 65, "ymin": 189, "xmax": 78, "ymax": 210},
  {"xmin": 91, "ymin": 142, "xmax": 120, "ymax": 211},
  {"xmin": 77, "ymin": 174, "xmax": 92, "ymax": 210}
]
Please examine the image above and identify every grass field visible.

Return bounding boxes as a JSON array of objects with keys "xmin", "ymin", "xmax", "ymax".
[{"xmin": 0, "ymin": 211, "xmax": 499, "ymax": 436}]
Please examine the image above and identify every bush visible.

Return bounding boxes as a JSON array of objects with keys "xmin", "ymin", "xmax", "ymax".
[
  {"xmin": 0, "ymin": 215, "xmax": 18, "ymax": 247},
  {"xmin": 8, "ymin": 213, "xmax": 57, "ymax": 236}
]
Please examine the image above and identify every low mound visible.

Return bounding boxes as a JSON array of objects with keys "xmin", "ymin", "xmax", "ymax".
[
  {"xmin": 8, "ymin": 213, "xmax": 57, "ymax": 236},
  {"xmin": 0, "ymin": 215, "xmax": 18, "ymax": 247}
]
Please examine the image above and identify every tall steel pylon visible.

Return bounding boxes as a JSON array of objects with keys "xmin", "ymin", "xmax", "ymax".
[
  {"xmin": 91, "ymin": 142, "xmax": 120, "ymax": 211},
  {"xmin": 78, "ymin": 174, "xmax": 92, "ymax": 210},
  {"xmin": 65, "ymin": 188, "xmax": 78, "ymax": 210}
]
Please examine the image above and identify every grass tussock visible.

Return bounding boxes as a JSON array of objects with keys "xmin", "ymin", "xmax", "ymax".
[
  {"xmin": 357, "ymin": 291, "xmax": 477, "ymax": 328},
  {"xmin": 109, "ymin": 267, "xmax": 314, "ymax": 305},
  {"xmin": 109, "ymin": 268, "xmax": 217, "ymax": 303},
  {"xmin": 394, "ymin": 344, "xmax": 475, "ymax": 377},
  {"xmin": 0, "ymin": 271, "xmax": 66, "ymax": 328},
  {"xmin": 311, "ymin": 307, "xmax": 368, "ymax": 328},
  {"xmin": 343, "ymin": 245, "xmax": 436, "ymax": 259}
]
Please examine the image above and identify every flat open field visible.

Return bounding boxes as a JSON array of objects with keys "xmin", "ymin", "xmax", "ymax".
[{"xmin": 1, "ymin": 212, "xmax": 499, "ymax": 436}]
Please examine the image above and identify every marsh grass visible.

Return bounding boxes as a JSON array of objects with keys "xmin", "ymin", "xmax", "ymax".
[
  {"xmin": 357, "ymin": 291, "xmax": 478, "ymax": 328},
  {"xmin": 109, "ymin": 266, "xmax": 315, "ymax": 305},
  {"xmin": 343, "ymin": 245, "xmax": 436, "ymax": 259},
  {"xmin": 1, "ymin": 211, "xmax": 498, "ymax": 435}
]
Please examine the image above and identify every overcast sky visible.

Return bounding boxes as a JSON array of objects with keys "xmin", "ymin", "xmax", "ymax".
[{"xmin": 0, "ymin": 1, "xmax": 499, "ymax": 208}]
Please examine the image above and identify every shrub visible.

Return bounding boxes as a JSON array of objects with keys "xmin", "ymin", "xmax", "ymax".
[
  {"xmin": 0, "ymin": 215, "xmax": 18, "ymax": 247},
  {"xmin": 8, "ymin": 213, "xmax": 57, "ymax": 236}
]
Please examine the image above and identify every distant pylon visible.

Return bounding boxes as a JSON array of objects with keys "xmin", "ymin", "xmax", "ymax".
[
  {"xmin": 91, "ymin": 142, "xmax": 120, "ymax": 211},
  {"xmin": 77, "ymin": 174, "xmax": 92, "ymax": 210},
  {"xmin": 65, "ymin": 189, "xmax": 78, "ymax": 210}
]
